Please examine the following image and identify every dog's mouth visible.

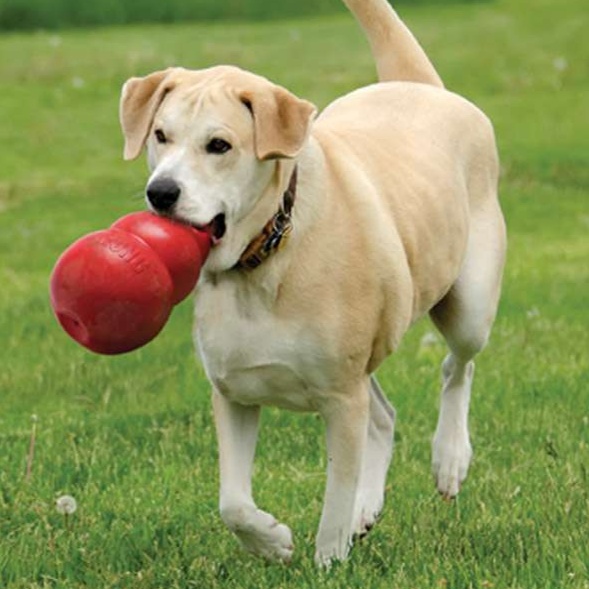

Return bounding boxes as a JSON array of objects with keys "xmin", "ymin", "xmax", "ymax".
[
  {"xmin": 195, "ymin": 213, "xmax": 226, "ymax": 246},
  {"xmin": 157, "ymin": 210, "xmax": 227, "ymax": 246}
]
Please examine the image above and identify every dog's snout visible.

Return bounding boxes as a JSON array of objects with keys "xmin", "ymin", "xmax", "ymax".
[{"xmin": 146, "ymin": 178, "xmax": 181, "ymax": 212}]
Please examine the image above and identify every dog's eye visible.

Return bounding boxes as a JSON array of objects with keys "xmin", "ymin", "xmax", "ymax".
[
  {"xmin": 154, "ymin": 129, "xmax": 167, "ymax": 144},
  {"xmin": 206, "ymin": 138, "xmax": 232, "ymax": 154}
]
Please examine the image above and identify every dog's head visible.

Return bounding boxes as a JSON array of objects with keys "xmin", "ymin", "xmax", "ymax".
[{"xmin": 119, "ymin": 66, "xmax": 316, "ymax": 271}]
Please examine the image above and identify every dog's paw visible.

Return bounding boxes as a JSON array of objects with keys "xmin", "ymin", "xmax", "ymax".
[
  {"xmin": 314, "ymin": 525, "xmax": 354, "ymax": 567},
  {"xmin": 353, "ymin": 510, "xmax": 380, "ymax": 540},
  {"xmin": 314, "ymin": 543, "xmax": 350, "ymax": 569},
  {"xmin": 432, "ymin": 428, "xmax": 472, "ymax": 499},
  {"xmin": 228, "ymin": 507, "xmax": 294, "ymax": 562},
  {"xmin": 352, "ymin": 491, "xmax": 384, "ymax": 539}
]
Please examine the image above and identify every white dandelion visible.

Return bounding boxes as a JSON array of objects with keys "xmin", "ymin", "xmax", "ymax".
[
  {"xmin": 553, "ymin": 57, "xmax": 568, "ymax": 73},
  {"xmin": 526, "ymin": 306, "xmax": 540, "ymax": 319},
  {"xmin": 56, "ymin": 495, "xmax": 77, "ymax": 516},
  {"xmin": 71, "ymin": 76, "xmax": 85, "ymax": 89},
  {"xmin": 419, "ymin": 331, "xmax": 440, "ymax": 349},
  {"xmin": 48, "ymin": 35, "xmax": 62, "ymax": 48}
]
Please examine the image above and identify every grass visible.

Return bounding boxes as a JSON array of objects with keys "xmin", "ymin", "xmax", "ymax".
[
  {"xmin": 0, "ymin": 0, "xmax": 489, "ymax": 31},
  {"xmin": 0, "ymin": 0, "xmax": 588, "ymax": 587}
]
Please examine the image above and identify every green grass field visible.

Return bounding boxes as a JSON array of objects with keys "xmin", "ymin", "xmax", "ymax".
[
  {"xmin": 0, "ymin": 0, "xmax": 488, "ymax": 30},
  {"xmin": 1, "ymin": 0, "xmax": 588, "ymax": 587}
]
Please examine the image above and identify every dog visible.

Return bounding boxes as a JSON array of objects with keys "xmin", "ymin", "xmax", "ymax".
[{"xmin": 119, "ymin": 0, "xmax": 506, "ymax": 566}]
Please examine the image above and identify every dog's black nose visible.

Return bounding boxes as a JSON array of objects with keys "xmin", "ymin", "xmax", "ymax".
[{"xmin": 146, "ymin": 178, "xmax": 180, "ymax": 212}]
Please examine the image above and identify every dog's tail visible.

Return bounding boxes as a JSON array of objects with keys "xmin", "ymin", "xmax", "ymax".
[{"xmin": 342, "ymin": 0, "xmax": 444, "ymax": 88}]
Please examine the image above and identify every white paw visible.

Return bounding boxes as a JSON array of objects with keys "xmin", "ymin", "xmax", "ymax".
[
  {"xmin": 314, "ymin": 543, "xmax": 350, "ymax": 568},
  {"xmin": 352, "ymin": 490, "xmax": 384, "ymax": 538},
  {"xmin": 224, "ymin": 505, "xmax": 294, "ymax": 562},
  {"xmin": 314, "ymin": 527, "xmax": 353, "ymax": 567},
  {"xmin": 432, "ymin": 428, "xmax": 472, "ymax": 498}
]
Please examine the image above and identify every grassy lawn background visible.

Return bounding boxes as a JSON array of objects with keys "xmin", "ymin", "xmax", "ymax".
[
  {"xmin": 0, "ymin": 0, "xmax": 490, "ymax": 30},
  {"xmin": 1, "ymin": 0, "xmax": 588, "ymax": 587}
]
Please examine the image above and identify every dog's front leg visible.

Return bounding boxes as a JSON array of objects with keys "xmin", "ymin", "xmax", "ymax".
[
  {"xmin": 212, "ymin": 390, "xmax": 294, "ymax": 562},
  {"xmin": 315, "ymin": 387, "xmax": 369, "ymax": 566}
]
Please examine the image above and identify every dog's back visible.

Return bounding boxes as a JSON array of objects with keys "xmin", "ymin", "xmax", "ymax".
[{"xmin": 303, "ymin": 0, "xmax": 504, "ymax": 355}]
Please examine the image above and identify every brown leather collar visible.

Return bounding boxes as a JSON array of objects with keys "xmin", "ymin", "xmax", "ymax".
[{"xmin": 234, "ymin": 167, "xmax": 298, "ymax": 271}]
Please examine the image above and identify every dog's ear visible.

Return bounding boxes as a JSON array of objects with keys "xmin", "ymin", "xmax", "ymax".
[
  {"xmin": 239, "ymin": 85, "xmax": 316, "ymax": 160},
  {"xmin": 119, "ymin": 68, "xmax": 178, "ymax": 161}
]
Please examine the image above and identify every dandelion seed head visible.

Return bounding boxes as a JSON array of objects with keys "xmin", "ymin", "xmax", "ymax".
[
  {"xmin": 419, "ymin": 331, "xmax": 440, "ymax": 349},
  {"xmin": 71, "ymin": 77, "xmax": 85, "ymax": 89},
  {"xmin": 56, "ymin": 495, "xmax": 77, "ymax": 515},
  {"xmin": 526, "ymin": 306, "xmax": 540, "ymax": 319},
  {"xmin": 553, "ymin": 57, "xmax": 568, "ymax": 72},
  {"xmin": 48, "ymin": 35, "xmax": 62, "ymax": 48}
]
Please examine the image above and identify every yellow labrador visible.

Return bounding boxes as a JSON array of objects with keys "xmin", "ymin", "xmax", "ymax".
[{"xmin": 120, "ymin": 0, "xmax": 506, "ymax": 565}]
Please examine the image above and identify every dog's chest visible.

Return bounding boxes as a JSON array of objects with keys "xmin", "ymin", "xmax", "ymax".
[{"xmin": 194, "ymin": 280, "xmax": 329, "ymax": 411}]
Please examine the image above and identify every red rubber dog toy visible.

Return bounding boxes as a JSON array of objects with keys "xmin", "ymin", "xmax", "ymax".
[{"xmin": 50, "ymin": 212, "xmax": 211, "ymax": 355}]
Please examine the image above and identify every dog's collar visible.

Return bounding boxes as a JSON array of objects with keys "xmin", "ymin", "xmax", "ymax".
[{"xmin": 234, "ymin": 167, "xmax": 298, "ymax": 271}]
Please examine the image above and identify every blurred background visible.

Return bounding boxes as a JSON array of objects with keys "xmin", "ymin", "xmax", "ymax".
[{"xmin": 0, "ymin": 0, "xmax": 490, "ymax": 30}]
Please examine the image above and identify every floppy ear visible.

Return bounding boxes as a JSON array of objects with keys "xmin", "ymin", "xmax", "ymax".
[
  {"xmin": 119, "ymin": 68, "xmax": 178, "ymax": 160},
  {"xmin": 240, "ymin": 84, "xmax": 316, "ymax": 160}
]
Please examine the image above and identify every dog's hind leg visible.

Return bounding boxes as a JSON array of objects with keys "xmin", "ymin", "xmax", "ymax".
[
  {"xmin": 429, "ymin": 201, "xmax": 506, "ymax": 498},
  {"xmin": 213, "ymin": 391, "xmax": 294, "ymax": 562},
  {"xmin": 353, "ymin": 376, "xmax": 396, "ymax": 538}
]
